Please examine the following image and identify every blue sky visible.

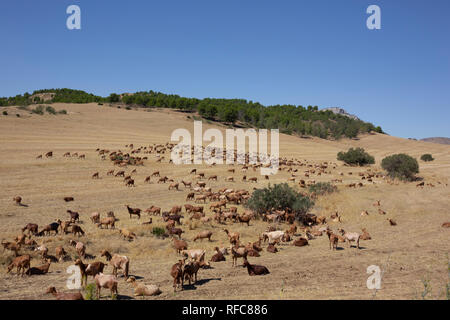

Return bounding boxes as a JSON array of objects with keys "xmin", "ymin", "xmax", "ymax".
[{"xmin": 1, "ymin": 0, "xmax": 449, "ymax": 139}]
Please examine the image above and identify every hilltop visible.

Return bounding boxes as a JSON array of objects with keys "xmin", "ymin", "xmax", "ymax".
[
  {"xmin": 421, "ymin": 137, "xmax": 450, "ymax": 146},
  {"xmin": 0, "ymin": 88, "xmax": 384, "ymax": 140}
]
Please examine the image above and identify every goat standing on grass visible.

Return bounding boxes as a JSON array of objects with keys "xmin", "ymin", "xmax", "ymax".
[
  {"xmin": 171, "ymin": 259, "xmax": 185, "ymax": 292},
  {"xmin": 338, "ymin": 229, "xmax": 360, "ymax": 249},
  {"xmin": 125, "ymin": 205, "xmax": 141, "ymax": 219},
  {"xmin": 100, "ymin": 250, "xmax": 130, "ymax": 279},
  {"xmin": 230, "ymin": 245, "xmax": 247, "ymax": 267},
  {"xmin": 95, "ymin": 273, "xmax": 118, "ymax": 299},
  {"xmin": 6, "ymin": 254, "xmax": 31, "ymax": 276},
  {"xmin": 326, "ymin": 230, "xmax": 339, "ymax": 250}
]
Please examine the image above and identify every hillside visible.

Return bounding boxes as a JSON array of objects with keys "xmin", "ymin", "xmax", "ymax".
[
  {"xmin": 0, "ymin": 88, "xmax": 384, "ymax": 140},
  {"xmin": 421, "ymin": 137, "xmax": 450, "ymax": 146},
  {"xmin": 0, "ymin": 103, "xmax": 449, "ymax": 300}
]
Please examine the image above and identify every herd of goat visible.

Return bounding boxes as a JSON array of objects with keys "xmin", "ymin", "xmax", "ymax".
[{"xmin": 3, "ymin": 142, "xmax": 448, "ymax": 300}]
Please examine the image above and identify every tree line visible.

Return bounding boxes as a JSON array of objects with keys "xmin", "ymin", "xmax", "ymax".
[{"xmin": 0, "ymin": 88, "xmax": 384, "ymax": 139}]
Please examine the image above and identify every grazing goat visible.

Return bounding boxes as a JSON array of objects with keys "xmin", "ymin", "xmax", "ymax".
[
  {"xmin": 242, "ymin": 258, "xmax": 270, "ymax": 276},
  {"xmin": 7, "ymin": 254, "xmax": 31, "ymax": 276},
  {"xmin": 145, "ymin": 206, "xmax": 161, "ymax": 216},
  {"xmin": 167, "ymin": 226, "xmax": 184, "ymax": 239},
  {"xmin": 97, "ymin": 217, "xmax": 116, "ymax": 229},
  {"xmin": 22, "ymin": 223, "xmax": 38, "ymax": 235},
  {"xmin": 119, "ymin": 228, "xmax": 137, "ymax": 241},
  {"xmin": 55, "ymin": 246, "xmax": 67, "ymax": 262},
  {"xmin": 186, "ymin": 192, "xmax": 195, "ymax": 201},
  {"xmin": 172, "ymin": 238, "xmax": 188, "ymax": 254},
  {"xmin": 67, "ymin": 210, "xmax": 80, "ymax": 223},
  {"xmin": 193, "ymin": 230, "xmax": 213, "ymax": 242},
  {"xmin": 224, "ymin": 229, "xmax": 240, "ymax": 245},
  {"xmin": 90, "ymin": 212, "xmax": 100, "ymax": 224},
  {"xmin": 237, "ymin": 214, "xmax": 251, "ymax": 226},
  {"xmin": 100, "ymin": 250, "xmax": 130, "ymax": 278},
  {"xmin": 71, "ymin": 225, "xmax": 85, "ymax": 237},
  {"xmin": 2, "ymin": 240, "xmax": 21, "ymax": 256},
  {"xmin": 69, "ymin": 240, "xmax": 86, "ymax": 258}
]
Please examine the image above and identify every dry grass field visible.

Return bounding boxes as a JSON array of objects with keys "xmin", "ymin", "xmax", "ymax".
[{"xmin": 0, "ymin": 103, "xmax": 449, "ymax": 300}]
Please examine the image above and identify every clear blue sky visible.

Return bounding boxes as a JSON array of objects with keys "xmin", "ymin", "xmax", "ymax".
[{"xmin": 1, "ymin": 0, "xmax": 449, "ymax": 139}]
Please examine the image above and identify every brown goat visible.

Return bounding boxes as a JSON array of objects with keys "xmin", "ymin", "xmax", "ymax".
[
  {"xmin": 125, "ymin": 205, "xmax": 141, "ymax": 219},
  {"xmin": 210, "ymin": 247, "xmax": 226, "ymax": 262},
  {"xmin": 293, "ymin": 237, "xmax": 309, "ymax": 247},
  {"xmin": 13, "ymin": 196, "xmax": 22, "ymax": 205},
  {"xmin": 326, "ymin": 230, "xmax": 339, "ymax": 250},
  {"xmin": 100, "ymin": 250, "xmax": 130, "ymax": 278},
  {"xmin": 26, "ymin": 259, "xmax": 51, "ymax": 276},
  {"xmin": 7, "ymin": 254, "xmax": 31, "ymax": 276},
  {"xmin": 46, "ymin": 287, "xmax": 84, "ymax": 300},
  {"xmin": 193, "ymin": 230, "xmax": 213, "ymax": 242},
  {"xmin": 182, "ymin": 260, "xmax": 201, "ymax": 285},
  {"xmin": 242, "ymin": 258, "xmax": 270, "ymax": 276},
  {"xmin": 171, "ymin": 259, "xmax": 185, "ymax": 292},
  {"xmin": 172, "ymin": 238, "xmax": 188, "ymax": 254}
]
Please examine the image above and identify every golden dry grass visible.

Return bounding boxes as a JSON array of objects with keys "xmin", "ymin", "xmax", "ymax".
[{"xmin": 0, "ymin": 103, "xmax": 449, "ymax": 300}]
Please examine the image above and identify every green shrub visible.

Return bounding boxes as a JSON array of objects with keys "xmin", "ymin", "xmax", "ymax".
[
  {"xmin": 58, "ymin": 109, "xmax": 67, "ymax": 115},
  {"xmin": 45, "ymin": 106, "xmax": 56, "ymax": 114},
  {"xmin": 337, "ymin": 147, "xmax": 375, "ymax": 166},
  {"xmin": 151, "ymin": 227, "xmax": 166, "ymax": 237},
  {"xmin": 84, "ymin": 283, "xmax": 97, "ymax": 300},
  {"xmin": 381, "ymin": 153, "xmax": 419, "ymax": 181},
  {"xmin": 125, "ymin": 106, "xmax": 131, "ymax": 110},
  {"xmin": 31, "ymin": 105, "xmax": 44, "ymax": 115},
  {"xmin": 420, "ymin": 154, "xmax": 434, "ymax": 162},
  {"xmin": 308, "ymin": 182, "xmax": 337, "ymax": 196},
  {"xmin": 2, "ymin": 111, "xmax": 7, "ymax": 116},
  {"xmin": 246, "ymin": 183, "xmax": 314, "ymax": 219}
]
